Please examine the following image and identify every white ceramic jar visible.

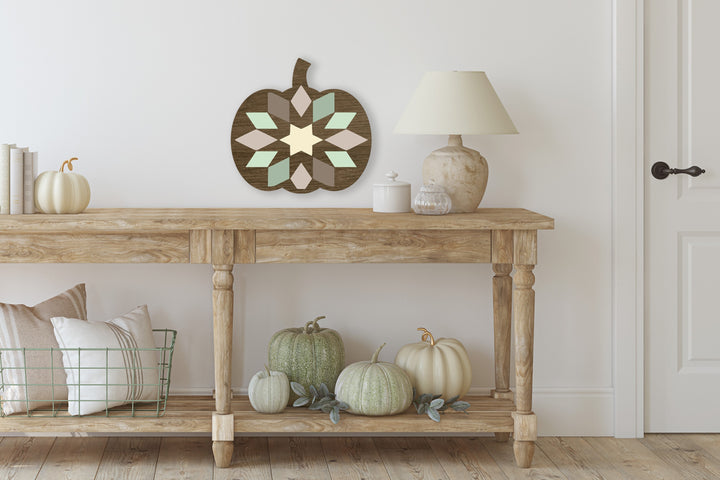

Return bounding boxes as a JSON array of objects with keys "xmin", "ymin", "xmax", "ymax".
[{"xmin": 372, "ymin": 171, "xmax": 411, "ymax": 213}]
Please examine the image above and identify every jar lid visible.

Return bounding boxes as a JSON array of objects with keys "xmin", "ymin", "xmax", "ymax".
[
  {"xmin": 373, "ymin": 171, "xmax": 410, "ymax": 188},
  {"xmin": 419, "ymin": 182, "xmax": 448, "ymax": 193}
]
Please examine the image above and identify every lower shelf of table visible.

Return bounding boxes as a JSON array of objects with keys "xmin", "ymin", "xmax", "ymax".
[{"xmin": 0, "ymin": 394, "xmax": 515, "ymax": 434}]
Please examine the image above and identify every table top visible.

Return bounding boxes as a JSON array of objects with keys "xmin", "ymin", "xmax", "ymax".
[{"xmin": 0, "ymin": 208, "xmax": 554, "ymax": 233}]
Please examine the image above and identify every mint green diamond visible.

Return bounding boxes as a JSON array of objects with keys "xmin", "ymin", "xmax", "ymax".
[
  {"xmin": 313, "ymin": 93, "xmax": 335, "ymax": 122},
  {"xmin": 325, "ymin": 112, "xmax": 356, "ymax": 129},
  {"xmin": 268, "ymin": 158, "xmax": 290, "ymax": 186},
  {"xmin": 326, "ymin": 151, "xmax": 356, "ymax": 168},
  {"xmin": 247, "ymin": 112, "xmax": 278, "ymax": 129},
  {"xmin": 246, "ymin": 151, "xmax": 277, "ymax": 168}
]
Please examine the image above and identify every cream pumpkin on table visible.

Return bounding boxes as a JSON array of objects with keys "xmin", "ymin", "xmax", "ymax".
[
  {"xmin": 395, "ymin": 328, "xmax": 472, "ymax": 400},
  {"xmin": 34, "ymin": 157, "xmax": 91, "ymax": 214}
]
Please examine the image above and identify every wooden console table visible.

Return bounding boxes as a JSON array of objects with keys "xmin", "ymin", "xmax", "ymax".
[{"xmin": 0, "ymin": 208, "xmax": 553, "ymax": 468}]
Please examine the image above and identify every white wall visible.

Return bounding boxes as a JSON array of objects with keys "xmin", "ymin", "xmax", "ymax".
[{"xmin": 0, "ymin": 0, "xmax": 613, "ymax": 435}]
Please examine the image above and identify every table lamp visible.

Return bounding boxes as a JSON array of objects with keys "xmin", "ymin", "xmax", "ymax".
[{"xmin": 394, "ymin": 71, "xmax": 518, "ymax": 212}]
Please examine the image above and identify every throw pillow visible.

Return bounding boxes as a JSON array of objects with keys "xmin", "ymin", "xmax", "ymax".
[
  {"xmin": 0, "ymin": 283, "xmax": 87, "ymax": 415},
  {"xmin": 51, "ymin": 305, "xmax": 160, "ymax": 416}
]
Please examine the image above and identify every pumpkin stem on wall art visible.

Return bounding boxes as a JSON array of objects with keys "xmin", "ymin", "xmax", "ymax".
[{"xmin": 230, "ymin": 58, "xmax": 372, "ymax": 193}]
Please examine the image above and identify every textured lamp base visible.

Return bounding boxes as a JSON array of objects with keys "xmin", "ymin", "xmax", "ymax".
[{"xmin": 422, "ymin": 135, "xmax": 488, "ymax": 213}]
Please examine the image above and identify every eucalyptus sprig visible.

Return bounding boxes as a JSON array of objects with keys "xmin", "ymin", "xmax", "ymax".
[
  {"xmin": 413, "ymin": 390, "xmax": 471, "ymax": 422},
  {"xmin": 291, "ymin": 382, "xmax": 348, "ymax": 424}
]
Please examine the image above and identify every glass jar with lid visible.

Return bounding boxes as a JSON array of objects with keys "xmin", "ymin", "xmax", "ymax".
[{"xmin": 413, "ymin": 183, "xmax": 452, "ymax": 215}]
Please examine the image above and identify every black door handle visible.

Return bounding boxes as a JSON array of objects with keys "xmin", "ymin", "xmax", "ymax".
[{"xmin": 651, "ymin": 161, "xmax": 705, "ymax": 180}]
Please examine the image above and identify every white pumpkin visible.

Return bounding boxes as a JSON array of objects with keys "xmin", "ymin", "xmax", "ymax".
[
  {"xmin": 248, "ymin": 366, "xmax": 290, "ymax": 414},
  {"xmin": 395, "ymin": 328, "xmax": 472, "ymax": 400},
  {"xmin": 335, "ymin": 343, "xmax": 413, "ymax": 416},
  {"xmin": 35, "ymin": 158, "xmax": 91, "ymax": 214}
]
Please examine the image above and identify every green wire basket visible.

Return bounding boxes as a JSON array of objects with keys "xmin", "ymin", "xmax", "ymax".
[{"xmin": 0, "ymin": 329, "xmax": 176, "ymax": 417}]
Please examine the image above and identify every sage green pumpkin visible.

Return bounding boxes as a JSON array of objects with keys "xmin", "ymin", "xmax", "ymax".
[
  {"xmin": 335, "ymin": 343, "xmax": 413, "ymax": 416},
  {"xmin": 268, "ymin": 316, "xmax": 344, "ymax": 403}
]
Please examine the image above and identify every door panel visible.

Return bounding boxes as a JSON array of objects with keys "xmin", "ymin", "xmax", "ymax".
[{"xmin": 646, "ymin": 0, "xmax": 720, "ymax": 432}]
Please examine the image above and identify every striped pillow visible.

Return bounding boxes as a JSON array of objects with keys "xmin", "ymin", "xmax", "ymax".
[
  {"xmin": 51, "ymin": 305, "xmax": 159, "ymax": 416},
  {"xmin": 0, "ymin": 284, "xmax": 87, "ymax": 415}
]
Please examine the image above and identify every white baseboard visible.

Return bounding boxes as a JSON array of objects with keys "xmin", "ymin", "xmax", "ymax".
[{"xmin": 170, "ymin": 386, "xmax": 614, "ymax": 437}]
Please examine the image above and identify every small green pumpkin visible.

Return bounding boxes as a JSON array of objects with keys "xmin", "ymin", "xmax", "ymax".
[
  {"xmin": 248, "ymin": 366, "xmax": 290, "ymax": 414},
  {"xmin": 335, "ymin": 343, "xmax": 413, "ymax": 416},
  {"xmin": 268, "ymin": 315, "xmax": 344, "ymax": 404}
]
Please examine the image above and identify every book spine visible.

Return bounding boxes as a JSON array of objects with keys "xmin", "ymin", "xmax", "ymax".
[
  {"xmin": 9, "ymin": 148, "xmax": 25, "ymax": 214},
  {"xmin": 23, "ymin": 151, "xmax": 36, "ymax": 213},
  {"xmin": 0, "ymin": 143, "xmax": 15, "ymax": 215}
]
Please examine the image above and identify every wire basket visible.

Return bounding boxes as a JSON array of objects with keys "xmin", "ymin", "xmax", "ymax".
[{"xmin": 0, "ymin": 329, "xmax": 176, "ymax": 417}]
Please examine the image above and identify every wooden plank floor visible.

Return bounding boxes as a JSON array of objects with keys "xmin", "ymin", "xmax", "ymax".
[{"xmin": 1, "ymin": 435, "xmax": 718, "ymax": 479}]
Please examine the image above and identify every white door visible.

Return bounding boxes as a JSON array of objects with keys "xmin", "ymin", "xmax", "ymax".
[{"xmin": 646, "ymin": 0, "xmax": 720, "ymax": 432}]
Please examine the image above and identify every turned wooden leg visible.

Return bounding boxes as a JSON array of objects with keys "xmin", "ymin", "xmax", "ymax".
[
  {"xmin": 212, "ymin": 263, "xmax": 234, "ymax": 468},
  {"xmin": 492, "ymin": 263, "xmax": 513, "ymax": 443},
  {"xmin": 513, "ymin": 263, "xmax": 536, "ymax": 468}
]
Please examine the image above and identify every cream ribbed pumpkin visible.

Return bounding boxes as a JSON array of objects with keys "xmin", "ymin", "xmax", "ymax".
[
  {"xmin": 248, "ymin": 366, "xmax": 290, "ymax": 414},
  {"xmin": 335, "ymin": 343, "xmax": 413, "ymax": 416},
  {"xmin": 395, "ymin": 328, "xmax": 472, "ymax": 400},
  {"xmin": 34, "ymin": 158, "xmax": 91, "ymax": 214}
]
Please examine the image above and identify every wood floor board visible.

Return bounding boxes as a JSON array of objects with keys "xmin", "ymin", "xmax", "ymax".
[
  {"xmin": 373, "ymin": 437, "xmax": 451, "ymax": 480},
  {"xmin": 585, "ymin": 436, "xmax": 686, "ymax": 480},
  {"xmin": 214, "ymin": 437, "xmax": 272, "ymax": 480},
  {"xmin": 482, "ymin": 437, "xmax": 567, "ymax": 479},
  {"xmin": 640, "ymin": 434, "xmax": 720, "ymax": 480},
  {"xmin": 320, "ymin": 437, "xmax": 391, "ymax": 480},
  {"xmin": 36, "ymin": 437, "xmax": 108, "ymax": 480},
  {"xmin": 536, "ymin": 437, "xmax": 624, "ymax": 480},
  {"xmin": 426, "ymin": 437, "xmax": 509, "ymax": 480},
  {"xmin": 268, "ymin": 437, "xmax": 332, "ymax": 480},
  {"xmin": 154, "ymin": 437, "xmax": 214, "ymax": 480},
  {"xmin": 94, "ymin": 437, "xmax": 162, "ymax": 480},
  {"xmin": 0, "ymin": 437, "xmax": 55, "ymax": 480}
]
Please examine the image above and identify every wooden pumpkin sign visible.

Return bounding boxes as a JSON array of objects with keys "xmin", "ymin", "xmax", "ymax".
[{"xmin": 230, "ymin": 58, "xmax": 372, "ymax": 193}]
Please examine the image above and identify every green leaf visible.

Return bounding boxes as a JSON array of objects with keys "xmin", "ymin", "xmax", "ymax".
[
  {"xmin": 451, "ymin": 401, "xmax": 471, "ymax": 412},
  {"xmin": 427, "ymin": 407, "xmax": 441, "ymax": 422},
  {"xmin": 319, "ymin": 383, "xmax": 330, "ymax": 397},
  {"xmin": 330, "ymin": 407, "xmax": 340, "ymax": 424},
  {"xmin": 309, "ymin": 384, "xmax": 319, "ymax": 399},
  {"xmin": 430, "ymin": 398, "xmax": 445, "ymax": 409},
  {"xmin": 418, "ymin": 393, "xmax": 433, "ymax": 404},
  {"xmin": 291, "ymin": 382, "xmax": 306, "ymax": 397},
  {"xmin": 336, "ymin": 401, "xmax": 349, "ymax": 411},
  {"xmin": 321, "ymin": 404, "xmax": 334, "ymax": 413},
  {"xmin": 293, "ymin": 396, "xmax": 310, "ymax": 407},
  {"xmin": 432, "ymin": 394, "xmax": 443, "ymax": 400},
  {"xmin": 446, "ymin": 395, "xmax": 460, "ymax": 404},
  {"xmin": 417, "ymin": 403, "xmax": 427, "ymax": 415}
]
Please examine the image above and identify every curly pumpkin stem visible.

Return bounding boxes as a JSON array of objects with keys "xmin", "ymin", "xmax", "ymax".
[
  {"xmin": 264, "ymin": 365, "xmax": 271, "ymax": 377},
  {"xmin": 370, "ymin": 343, "xmax": 386, "ymax": 363},
  {"xmin": 292, "ymin": 58, "xmax": 311, "ymax": 88},
  {"xmin": 60, "ymin": 157, "xmax": 78, "ymax": 172},
  {"xmin": 303, "ymin": 315, "xmax": 326, "ymax": 334},
  {"xmin": 418, "ymin": 327, "xmax": 436, "ymax": 346}
]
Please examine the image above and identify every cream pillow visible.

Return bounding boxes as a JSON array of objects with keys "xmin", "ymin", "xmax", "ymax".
[
  {"xmin": 0, "ymin": 284, "xmax": 87, "ymax": 415},
  {"xmin": 51, "ymin": 305, "xmax": 160, "ymax": 416}
]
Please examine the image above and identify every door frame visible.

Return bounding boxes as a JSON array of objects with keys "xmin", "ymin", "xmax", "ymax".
[{"xmin": 612, "ymin": 0, "xmax": 645, "ymax": 437}]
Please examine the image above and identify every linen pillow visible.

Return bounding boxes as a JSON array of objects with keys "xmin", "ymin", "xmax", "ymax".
[
  {"xmin": 0, "ymin": 284, "xmax": 87, "ymax": 415},
  {"xmin": 51, "ymin": 305, "xmax": 160, "ymax": 416}
]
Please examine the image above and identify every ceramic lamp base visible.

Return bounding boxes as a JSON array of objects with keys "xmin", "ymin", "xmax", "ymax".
[{"xmin": 422, "ymin": 135, "xmax": 488, "ymax": 213}]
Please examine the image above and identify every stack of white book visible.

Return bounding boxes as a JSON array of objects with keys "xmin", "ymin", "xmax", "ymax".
[{"xmin": 0, "ymin": 143, "xmax": 38, "ymax": 215}]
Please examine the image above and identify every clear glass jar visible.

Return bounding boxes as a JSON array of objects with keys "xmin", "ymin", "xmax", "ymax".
[{"xmin": 413, "ymin": 183, "xmax": 452, "ymax": 215}]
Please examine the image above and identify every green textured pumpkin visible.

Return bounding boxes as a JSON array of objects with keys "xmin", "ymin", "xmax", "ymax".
[
  {"xmin": 268, "ymin": 315, "xmax": 345, "ymax": 403},
  {"xmin": 335, "ymin": 343, "xmax": 413, "ymax": 416}
]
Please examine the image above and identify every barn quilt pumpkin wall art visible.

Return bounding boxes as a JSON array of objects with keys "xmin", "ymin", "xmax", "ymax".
[{"xmin": 230, "ymin": 58, "xmax": 372, "ymax": 193}]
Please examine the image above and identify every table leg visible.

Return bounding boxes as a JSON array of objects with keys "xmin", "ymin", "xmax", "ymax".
[
  {"xmin": 492, "ymin": 263, "xmax": 513, "ymax": 442},
  {"xmin": 212, "ymin": 264, "xmax": 234, "ymax": 468},
  {"xmin": 512, "ymin": 263, "xmax": 536, "ymax": 467}
]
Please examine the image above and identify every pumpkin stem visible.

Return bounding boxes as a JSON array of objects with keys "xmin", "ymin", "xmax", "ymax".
[
  {"xmin": 417, "ymin": 327, "xmax": 436, "ymax": 346},
  {"xmin": 303, "ymin": 315, "xmax": 325, "ymax": 334},
  {"xmin": 60, "ymin": 157, "xmax": 78, "ymax": 172},
  {"xmin": 264, "ymin": 365, "xmax": 271, "ymax": 377},
  {"xmin": 370, "ymin": 343, "xmax": 386, "ymax": 363},
  {"xmin": 292, "ymin": 58, "xmax": 311, "ymax": 88}
]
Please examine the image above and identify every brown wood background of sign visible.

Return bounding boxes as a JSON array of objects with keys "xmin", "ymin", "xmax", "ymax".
[{"xmin": 230, "ymin": 59, "xmax": 372, "ymax": 194}]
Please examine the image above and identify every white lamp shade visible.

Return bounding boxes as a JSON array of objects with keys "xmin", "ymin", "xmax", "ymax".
[{"xmin": 394, "ymin": 71, "xmax": 518, "ymax": 135}]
